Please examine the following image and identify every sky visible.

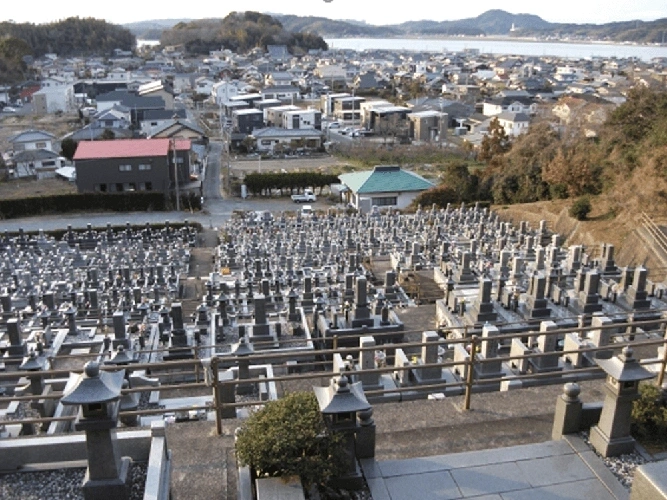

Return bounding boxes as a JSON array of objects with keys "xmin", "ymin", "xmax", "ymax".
[{"xmin": 1, "ymin": 0, "xmax": 666, "ymax": 26}]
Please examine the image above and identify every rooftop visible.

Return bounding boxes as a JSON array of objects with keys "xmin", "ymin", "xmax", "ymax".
[
  {"xmin": 339, "ymin": 165, "xmax": 435, "ymax": 194},
  {"xmin": 73, "ymin": 138, "xmax": 191, "ymax": 160}
]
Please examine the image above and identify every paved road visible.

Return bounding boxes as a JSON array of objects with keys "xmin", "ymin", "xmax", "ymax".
[{"xmin": 0, "ymin": 146, "xmax": 343, "ymax": 233}]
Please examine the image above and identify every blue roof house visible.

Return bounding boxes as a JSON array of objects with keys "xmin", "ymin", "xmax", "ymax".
[{"xmin": 338, "ymin": 165, "xmax": 434, "ymax": 213}]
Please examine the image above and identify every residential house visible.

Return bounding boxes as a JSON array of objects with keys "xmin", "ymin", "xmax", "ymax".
[
  {"xmin": 96, "ymin": 90, "xmax": 166, "ymax": 124},
  {"xmin": 149, "ymin": 120, "xmax": 207, "ymax": 145},
  {"xmin": 482, "ymin": 96, "xmax": 537, "ymax": 117},
  {"xmin": 496, "ymin": 111, "xmax": 530, "ymax": 137},
  {"xmin": 232, "ymin": 109, "xmax": 264, "ymax": 134},
  {"xmin": 140, "ymin": 109, "xmax": 187, "ymax": 136},
  {"xmin": 138, "ymin": 80, "xmax": 174, "ymax": 110},
  {"xmin": 320, "ymin": 93, "xmax": 350, "ymax": 116},
  {"xmin": 8, "ymin": 130, "xmax": 58, "ymax": 153},
  {"xmin": 353, "ymin": 71, "xmax": 381, "ymax": 91},
  {"xmin": 332, "ymin": 96, "xmax": 365, "ymax": 124},
  {"xmin": 265, "ymin": 105, "xmax": 300, "ymax": 128},
  {"xmin": 260, "ymin": 85, "xmax": 301, "ymax": 102},
  {"xmin": 282, "ymin": 109, "xmax": 322, "ymax": 130},
  {"xmin": 212, "ymin": 80, "xmax": 240, "ymax": 105},
  {"xmin": 32, "ymin": 85, "xmax": 75, "ymax": 114},
  {"xmin": 314, "ymin": 64, "xmax": 347, "ymax": 86},
  {"xmin": 338, "ymin": 165, "xmax": 435, "ymax": 213},
  {"xmin": 92, "ymin": 106, "xmax": 132, "ymax": 130},
  {"xmin": 251, "ymin": 128, "xmax": 323, "ymax": 153},
  {"xmin": 408, "ymin": 111, "xmax": 447, "ymax": 143},
  {"xmin": 265, "ymin": 72, "xmax": 294, "ymax": 87},
  {"xmin": 73, "ymin": 138, "xmax": 191, "ymax": 195},
  {"xmin": 267, "ymin": 45, "xmax": 290, "ymax": 62},
  {"xmin": 194, "ymin": 76, "xmax": 216, "ymax": 96},
  {"xmin": 10, "ymin": 149, "xmax": 66, "ymax": 179}
]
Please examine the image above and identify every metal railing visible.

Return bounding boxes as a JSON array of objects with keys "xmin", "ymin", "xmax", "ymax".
[{"xmin": 1, "ymin": 317, "xmax": 666, "ymax": 435}]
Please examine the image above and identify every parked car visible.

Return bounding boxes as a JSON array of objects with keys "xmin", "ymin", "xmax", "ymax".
[
  {"xmin": 2, "ymin": 107, "xmax": 17, "ymax": 113},
  {"xmin": 291, "ymin": 189, "xmax": 317, "ymax": 203},
  {"xmin": 328, "ymin": 122, "xmax": 341, "ymax": 129}
]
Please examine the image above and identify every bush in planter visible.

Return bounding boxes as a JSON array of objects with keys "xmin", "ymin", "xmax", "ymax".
[
  {"xmin": 235, "ymin": 391, "xmax": 348, "ymax": 489},
  {"xmin": 632, "ymin": 383, "xmax": 667, "ymax": 445}
]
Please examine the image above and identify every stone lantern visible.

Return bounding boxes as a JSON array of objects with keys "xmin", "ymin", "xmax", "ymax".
[
  {"xmin": 61, "ymin": 361, "xmax": 130, "ymax": 500},
  {"xmin": 313, "ymin": 375, "xmax": 372, "ymax": 489},
  {"xmin": 589, "ymin": 346, "xmax": 655, "ymax": 457}
]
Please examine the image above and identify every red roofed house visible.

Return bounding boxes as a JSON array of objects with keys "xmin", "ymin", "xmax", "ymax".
[{"xmin": 73, "ymin": 138, "xmax": 192, "ymax": 195}]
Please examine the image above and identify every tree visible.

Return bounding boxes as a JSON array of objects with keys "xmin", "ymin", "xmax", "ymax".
[
  {"xmin": 569, "ymin": 196, "xmax": 592, "ymax": 221},
  {"xmin": 478, "ymin": 117, "xmax": 510, "ymax": 164},
  {"xmin": 60, "ymin": 138, "xmax": 78, "ymax": 161},
  {"xmin": 99, "ymin": 129, "xmax": 115, "ymax": 141},
  {"xmin": 235, "ymin": 392, "xmax": 347, "ymax": 489}
]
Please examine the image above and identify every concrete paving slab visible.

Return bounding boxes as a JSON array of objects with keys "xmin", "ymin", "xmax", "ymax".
[
  {"xmin": 366, "ymin": 477, "xmax": 391, "ymax": 500},
  {"xmin": 450, "ymin": 462, "xmax": 531, "ymax": 497},
  {"xmin": 499, "ymin": 478, "xmax": 619, "ymax": 500},
  {"xmin": 379, "ymin": 440, "xmax": 574, "ymax": 478},
  {"xmin": 384, "ymin": 470, "xmax": 461, "ymax": 500},
  {"xmin": 575, "ymin": 450, "xmax": 630, "ymax": 500},
  {"xmin": 516, "ymin": 454, "xmax": 595, "ymax": 487}
]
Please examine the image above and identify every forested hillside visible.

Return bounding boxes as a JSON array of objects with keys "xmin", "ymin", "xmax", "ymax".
[
  {"xmin": 417, "ymin": 87, "xmax": 667, "ymax": 221},
  {"xmin": 0, "ymin": 17, "xmax": 135, "ymax": 57},
  {"xmin": 159, "ymin": 12, "xmax": 327, "ymax": 55}
]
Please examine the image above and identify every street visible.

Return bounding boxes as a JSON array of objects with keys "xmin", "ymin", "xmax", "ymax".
[{"xmin": 0, "ymin": 142, "xmax": 345, "ymax": 233}]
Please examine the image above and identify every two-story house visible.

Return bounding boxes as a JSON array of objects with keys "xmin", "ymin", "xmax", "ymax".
[{"xmin": 73, "ymin": 138, "xmax": 191, "ymax": 195}]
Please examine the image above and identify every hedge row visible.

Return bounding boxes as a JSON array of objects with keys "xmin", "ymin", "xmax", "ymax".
[
  {"xmin": 0, "ymin": 192, "xmax": 202, "ymax": 220},
  {"xmin": 244, "ymin": 172, "xmax": 340, "ymax": 196}
]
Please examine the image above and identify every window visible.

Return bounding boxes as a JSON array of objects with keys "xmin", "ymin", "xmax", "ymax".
[
  {"xmin": 124, "ymin": 183, "xmax": 136, "ymax": 192},
  {"xmin": 96, "ymin": 184, "xmax": 107, "ymax": 192},
  {"xmin": 42, "ymin": 161, "xmax": 55, "ymax": 167},
  {"xmin": 119, "ymin": 164, "xmax": 132, "ymax": 172},
  {"xmin": 115, "ymin": 183, "xmax": 123, "ymax": 192},
  {"xmin": 138, "ymin": 164, "xmax": 152, "ymax": 171},
  {"xmin": 261, "ymin": 140, "xmax": 272, "ymax": 145},
  {"xmin": 372, "ymin": 197, "xmax": 397, "ymax": 207},
  {"xmin": 36, "ymin": 142, "xmax": 47, "ymax": 149},
  {"xmin": 145, "ymin": 182, "xmax": 152, "ymax": 191}
]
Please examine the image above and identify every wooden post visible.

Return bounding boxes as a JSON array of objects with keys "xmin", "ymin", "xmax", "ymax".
[
  {"xmin": 464, "ymin": 335, "xmax": 478, "ymax": 411},
  {"xmin": 211, "ymin": 356, "xmax": 222, "ymax": 436}
]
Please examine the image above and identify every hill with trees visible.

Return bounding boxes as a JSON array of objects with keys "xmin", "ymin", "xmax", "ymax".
[
  {"xmin": 415, "ymin": 86, "xmax": 667, "ymax": 222},
  {"xmin": 159, "ymin": 12, "xmax": 328, "ymax": 55},
  {"xmin": 0, "ymin": 17, "xmax": 135, "ymax": 57},
  {"xmin": 131, "ymin": 11, "xmax": 667, "ymax": 44},
  {"xmin": 0, "ymin": 36, "xmax": 32, "ymax": 85}
]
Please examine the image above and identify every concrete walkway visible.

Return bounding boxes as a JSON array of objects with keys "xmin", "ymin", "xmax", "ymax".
[{"xmin": 362, "ymin": 436, "xmax": 629, "ymax": 500}]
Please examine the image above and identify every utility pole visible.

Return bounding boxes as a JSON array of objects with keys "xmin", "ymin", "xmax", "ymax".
[{"xmin": 172, "ymin": 138, "xmax": 180, "ymax": 212}]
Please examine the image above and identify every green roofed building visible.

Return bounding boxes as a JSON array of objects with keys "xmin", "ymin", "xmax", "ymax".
[{"xmin": 338, "ymin": 165, "xmax": 435, "ymax": 213}]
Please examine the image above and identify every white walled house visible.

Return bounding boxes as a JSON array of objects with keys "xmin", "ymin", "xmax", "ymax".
[
  {"xmin": 338, "ymin": 165, "xmax": 435, "ymax": 213},
  {"xmin": 482, "ymin": 98, "xmax": 537, "ymax": 117},
  {"xmin": 496, "ymin": 111, "xmax": 530, "ymax": 137},
  {"xmin": 8, "ymin": 130, "xmax": 58, "ymax": 153},
  {"xmin": 32, "ymin": 86, "xmax": 75, "ymax": 115},
  {"xmin": 10, "ymin": 149, "xmax": 66, "ymax": 179},
  {"xmin": 212, "ymin": 81, "xmax": 240, "ymax": 105},
  {"xmin": 282, "ymin": 109, "xmax": 322, "ymax": 130}
]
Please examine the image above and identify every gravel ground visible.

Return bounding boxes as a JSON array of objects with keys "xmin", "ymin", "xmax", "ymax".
[
  {"xmin": 580, "ymin": 431, "xmax": 648, "ymax": 490},
  {"xmin": 0, "ymin": 462, "xmax": 147, "ymax": 499}
]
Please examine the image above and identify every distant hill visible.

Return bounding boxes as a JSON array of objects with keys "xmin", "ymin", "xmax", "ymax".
[
  {"xmin": 158, "ymin": 12, "xmax": 327, "ymax": 55},
  {"xmin": 0, "ymin": 17, "xmax": 134, "ymax": 58},
  {"xmin": 126, "ymin": 10, "xmax": 667, "ymax": 44},
  {"xmin": 124, "ymin": 19, "xmax": 191, "ymax": 39}
]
